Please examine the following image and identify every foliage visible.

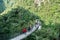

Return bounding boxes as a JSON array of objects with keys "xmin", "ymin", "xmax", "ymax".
[
  {"xmin": 0, "ymin": 7, "xmax": 39, "ymax": 40},
  {"xmin": 0, "ymin": 0, "xmax": 60, "ymax": 40},
  {"xmin": 18, "ymin": 0, "xmax": 60, "ymax": 40}
]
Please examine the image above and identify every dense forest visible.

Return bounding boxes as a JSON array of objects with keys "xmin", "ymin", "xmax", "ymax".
[{"xmin": 0, "ymin": 0, "xmax": 60, "ymax": 40}]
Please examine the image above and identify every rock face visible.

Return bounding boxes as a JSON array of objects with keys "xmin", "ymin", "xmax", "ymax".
[{"xmin": 0, "ymin": 0, "xmax": 6, "ymax": 13}]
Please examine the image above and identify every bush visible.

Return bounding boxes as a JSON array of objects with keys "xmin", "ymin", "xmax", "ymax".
[{"xmin": 0, "ymin": 7, "xmax": 39, "ymax": 40}]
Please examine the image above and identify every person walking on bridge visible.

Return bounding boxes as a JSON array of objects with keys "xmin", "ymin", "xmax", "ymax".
[
  {"xmin": 28, "ymin": 25, "xmax": 32, "ymax": 31},
  {"xmin": 22, "ymin": 28, "xmax": 27, "ymax": 33}
]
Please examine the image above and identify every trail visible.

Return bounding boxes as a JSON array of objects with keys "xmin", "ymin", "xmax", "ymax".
[{"xmin": 10, "ymin": 20, "xmax": 41, "ymax": 40}]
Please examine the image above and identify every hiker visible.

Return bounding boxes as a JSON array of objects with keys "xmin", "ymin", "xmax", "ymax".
[
  {"xmin": 22, "ymin": 28, "xmax": 27, "ymax": 33},
  {"xmin": 28, "ymin": 25, "xmax": 32, "ymax": 31},
  {"xmin": 35, "ymin": 19, "xmax": 39, "ymax": 25}
]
